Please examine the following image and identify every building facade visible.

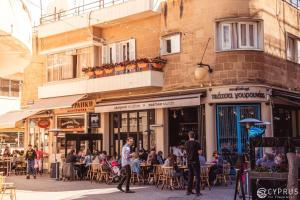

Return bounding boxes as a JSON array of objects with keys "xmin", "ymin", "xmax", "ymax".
[{"xmin": 16, "ymin": 0, "xmax": 300, "ymax": 169}]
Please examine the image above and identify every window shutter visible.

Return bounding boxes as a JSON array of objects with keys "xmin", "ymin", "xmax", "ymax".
[
  {"xmin": 171, "ymin": 34, "xmax": 181, "ymax": 53},
  {"xmin": 221, "ymin": 23, "xmax": 232, "ymax": 50},
  {"xmin": 111, "ymin": 43, "xmax": 117, "ymax": 64},
  {"xmin": 160, "ymin": 38, "xmax": 167, "ymax": 55},
  {"xmin": 102, "ymin": 45, "xmax": 107, "ymax": 64},
  {"xmin": 129, "ymin": 38, "xmax": 136, "ymax": 60}
]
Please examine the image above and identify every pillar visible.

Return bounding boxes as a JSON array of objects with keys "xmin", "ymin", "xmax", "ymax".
[
  {"xmin": 261, "ymin": 102, "xmax": 272, "ymax": 137},
  {"xmin": 155, "ymin": 108, "xmax": 168, "ymax": 156},
  {"xmin": 205, "ymin": 103, "xmax": 216, "ymax": 162},
  {"xmin": 102, "ymin": 112, "xmax": 110, "ymax": 152}
]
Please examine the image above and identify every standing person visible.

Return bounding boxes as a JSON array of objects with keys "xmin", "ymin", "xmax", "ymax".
[
  {"xmin": 25, "ymin": 144, "xmax": 37, "ymax": 179},
  {"xmin": 34, "ymin": 146, "xmax": 48, "ymax": 175},
  {"xmin": 117, "ymin": 137, "xmax": 135, "ymax": 193},
  {"xmin": 185, "ymin": 131, "xmax": 202, "ymax": 196}
]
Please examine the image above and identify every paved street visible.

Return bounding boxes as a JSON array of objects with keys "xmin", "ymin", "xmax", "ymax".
[{"xmin": 5, "ymin": 175, "xmax": 235, "ymax": 200}]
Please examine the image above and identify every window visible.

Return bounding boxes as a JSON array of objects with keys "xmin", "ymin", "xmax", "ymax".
[
  {"xmin": 102, "ymin": 39, "xmax": 136, "ymax": 64},
  {"xmin": 0, "ymin": 79, "xmax": 20, "ymax": 97},
  {"xmin": 217, "ymin": 21, "xmax": 262, "ymax": 51},
  {"xmin": 160, "ymin": 33, "xmax": 181, "ymax": 55},
  {"xmin": 286, "ymin": 34, "xmax": 300, "ymax": 63}
]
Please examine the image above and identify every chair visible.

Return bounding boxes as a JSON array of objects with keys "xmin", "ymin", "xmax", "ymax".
[
  {"xmin": 155, "ymin": 165, "xmax": 165, "ymax": 188},
  {"xmin": 161, "ymin": 167, "xmax": 181, "ymax": 190},
  {"xmin": 62, "ymin": 163, "xmax": 75, "ymax": 181},
  {"xmin": 200, "ymin": 166, "xmax": 211, "ymax": 190},
  {"xmin": 0, "ymin": 174, "xmax": 16, "ymax": 200},
  {"xmin": 98, "ymin": 164, "xmax": 109, "ymax": 183},
  {"xmin": 216, "ymin": 163, "xmax": 232, "ymax": 186},
  {"xmin": 89, "ymin": 164, "xmax": 100, "ymax": 183},
  {"xmin": 130, "ymin": 172, "xmax": 141, "ymax": 185}
]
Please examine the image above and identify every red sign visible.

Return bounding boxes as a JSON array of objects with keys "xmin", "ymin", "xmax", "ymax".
[{"xmin": 38, "ymin": 119, "xmax": 50, "ymax": 128}]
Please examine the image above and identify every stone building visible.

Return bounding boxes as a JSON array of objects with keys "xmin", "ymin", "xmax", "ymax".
[{"xmin": 5, "ymin": 0, "xmax": 300, "ymax": 170}]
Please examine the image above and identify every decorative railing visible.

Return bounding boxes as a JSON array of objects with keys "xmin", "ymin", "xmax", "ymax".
[
  {"xmin": 82, "ymin": 57, "xmax": 167, "ymax": 79},
  {"xmin": 40, "ymin": 0, "xmax": 129, "ymax": 25}
]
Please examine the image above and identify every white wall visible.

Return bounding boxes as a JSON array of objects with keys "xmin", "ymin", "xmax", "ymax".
[{"xmin": 0, "ymin": 97, "xmax": 20, "ymax": 115}]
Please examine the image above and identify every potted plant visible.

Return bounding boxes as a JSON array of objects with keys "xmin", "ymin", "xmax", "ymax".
[
  {"xmin": 126, "ymin": 60, "xmax": 137, "ymax": 72},
  {"xmin": 150, "ymin": 56, "xmax": 167, "ymax": 70},
  {"xmin": 136, "ymin": 58, "xmax": 150, "ymax": 71},
  {"xmin": 114, "ymin": 61, "xmax": 126, "ymax": 74},
  {"xmin": 82, "ymin": 67, "xmax": 95, "ymax": 78},
  {"xmin": 103, "ymin": 64, "xmax": 114, "ymax": 76},
  {"xmin": 94, "ymin": 66, "xmax": 104, "ymax": 77}
]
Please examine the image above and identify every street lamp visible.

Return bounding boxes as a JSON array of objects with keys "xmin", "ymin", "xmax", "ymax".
[
  {"xmin": 49, "ymin": 128, "xmax": 61, "ymax": 181},
  {"xmin": 194, "ymin": 62, "xmax": 214, "ymax": 80}
]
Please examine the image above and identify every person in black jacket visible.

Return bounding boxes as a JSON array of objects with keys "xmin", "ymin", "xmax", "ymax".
[
  {"xmin": 25, "ymin": 144, "xmax": 37, "ymax": 179},
  {"xmin": 185, "ymin": 131, "xmax": 202, "ymax": 196}
]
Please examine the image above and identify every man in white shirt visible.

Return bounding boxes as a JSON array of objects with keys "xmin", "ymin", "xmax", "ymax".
[{"xmin": 117, "ymin": 137, "xmax": 135, "ymax": 193}]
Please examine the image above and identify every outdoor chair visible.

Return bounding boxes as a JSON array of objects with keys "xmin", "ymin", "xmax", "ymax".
[
  {"xmin": 161, "ymin": 166, "xmax": 181, "ymax": 190},
  {"xmin": 98, "ymin": 164, "xmax": 109, "ymax": 183},
  {"xmin": 89, "ymin": 164, "xmax": 100, "ymax": 183},
  {"xmin": 216, "ymin": 163, "xmax": 232, "ymax": 186},
  {"xmin": 130, "ymin": 172, "xmax": 141, "ymax": 185},
  {"xmin": 0, "ymin": 174, "xmax": 16, "ymax": 200},
  {"xmin": 62, "ymin": 163, "xmax": 75, "ymax": 181},
  {"xmin": 200, "ymin": 165, "xmax": 211, "ymax": 190}
]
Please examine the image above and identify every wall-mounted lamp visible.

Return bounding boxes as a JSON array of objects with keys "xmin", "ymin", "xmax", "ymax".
[{"xmin": 194, "ymin": 62, "xmax": 214, "ymax": 80}]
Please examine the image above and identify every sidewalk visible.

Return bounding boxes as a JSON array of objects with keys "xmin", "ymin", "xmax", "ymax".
[{"xmin": 6, "ymin": 175, "xmax": 235, "ymax": 200}]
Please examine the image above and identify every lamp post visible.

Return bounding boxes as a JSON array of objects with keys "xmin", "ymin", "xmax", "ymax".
[{"xmin": 49, "ymin": 128, "xmax": 61, "ymax": 181}]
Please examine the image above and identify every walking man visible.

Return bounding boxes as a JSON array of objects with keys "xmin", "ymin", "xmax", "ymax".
[
  {"xmin": 185, "ymin": 131, "xmax": 202, "ymax": 196},
  {"xmin": 117, "ymin": 137, "xmax": 135, "ymax": 193},
  {"xmin": 25, "ymin": 144, "xmax": 37, "ymax": 179}
]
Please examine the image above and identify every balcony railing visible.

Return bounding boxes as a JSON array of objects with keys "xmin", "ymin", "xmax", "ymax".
[
  {"xmin": 40, "ymin": 0, "xmax": 129, "ymax": 25},
  {"xmin": 286, "ymin": 0, "xmax": 300, "ymax": 9}
]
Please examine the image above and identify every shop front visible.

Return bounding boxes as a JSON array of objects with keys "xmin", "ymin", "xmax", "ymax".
[
  {"xmin": 96, "ymin": 92, "xmax": 204, "ymax": 156},
  {"xmin": 205, "ymin": 85, "xmax": 270, "ymax": 161}
]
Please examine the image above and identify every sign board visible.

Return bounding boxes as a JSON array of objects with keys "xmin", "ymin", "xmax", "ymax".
[
  {"xmin": 95, "ymin": 95, "xmax": 201, "ymax": 113},
  {"xmin": 207, "ymin": 86, "xmax": 269, "ymax": 103},
  {"xmin": 57, "ymin": 115, "xmax": 85, "ymax": 132},
  {"xmin": 37, "ymin": 119, "xmax": 50, "ymax": 128},
  {"xmin": 88, "ymin": 113, "xmax": 100, "ymax": 128},
  {"xmin": 54, "ymin": 100, "xmax": 95, "ymax": 114}
]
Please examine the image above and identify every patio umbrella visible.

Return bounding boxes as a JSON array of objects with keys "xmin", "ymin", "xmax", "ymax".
[{"xmin": 239, "ymin": 118, "xmax": 262, "ymax": 124}]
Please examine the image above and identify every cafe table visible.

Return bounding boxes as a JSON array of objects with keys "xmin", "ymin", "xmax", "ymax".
[{"xmin": 74, "ymin": 162, "xmax": 86, "ymax": 180}]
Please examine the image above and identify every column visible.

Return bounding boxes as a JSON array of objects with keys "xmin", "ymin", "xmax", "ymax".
[
  {"xmin": 205, "ymin": 103, "xmax": 216, "ymax": 162},
  {"xmin": 261, "ymin": 102, "xmax": 272, "ymax": 137},
  {"xmin": 102, "ymin": 112, "xmax": 110, "ymax": 152},
  {"xmin": 155, "ymin": 108, "xmax": 168, "ymax": 156}
]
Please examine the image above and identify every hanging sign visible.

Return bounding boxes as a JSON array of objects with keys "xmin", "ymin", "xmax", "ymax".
[
  {"xmin": 37, "ymin": 119, "xmax": 50, "ymax": 128},
  {"xmin": 88, "ymin": 113, "xmax": 101, "ymax": 128}
]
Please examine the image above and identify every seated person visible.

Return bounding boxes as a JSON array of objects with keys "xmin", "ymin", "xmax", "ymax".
[
  {"xmin": 209, "ymin": 151, "xmax": 224, "ymax": 185},
  {"xmin": 198, "ymin": 149, "xmax": 206, "ymax": 166},
  {"xmin": 157, "ymin": 151, "xmax": 164, "ymax": 165},
  {"xmin": 131, "ymin": 153, "xmax": 141, "ymax": 175},
  {"xmin": 66, "ymin": 150, "xmax": 77, "ymax": 164},
  {"xmin": 257, "ymin": 153, "xmax": 275, "ymax": 169},
  {"xmin": 83, "ymin": 150, "xmax": 93, "ymax": 167}
]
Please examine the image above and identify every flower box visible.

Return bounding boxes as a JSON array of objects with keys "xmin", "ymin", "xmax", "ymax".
[
  {"xmin": 114, "ymin": 65, "xmax": 126, "ymax": 74},
  {"xmin": 126, "ymin": 64, "xmax": 136, "ymax": 72},
  {"xmin": 151, "ymin": 63, "xmax": 163, "ymax": 69},
  {"xmin": 137, "ymin": 63, "xmax": 149, "ymax": 71},
  {"xmin": 87, "ymin": 71, "xmax": 94, "ymax": 78},
  {"xmin": 104, "ymin": 68, "xmax": 114, "ymax": 76},
  {"xmin": 95, "ymin": 69, "xmax": 104, "ymax": 77}
]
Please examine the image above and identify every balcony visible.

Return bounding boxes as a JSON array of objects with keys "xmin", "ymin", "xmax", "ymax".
[
  {"xmin": 38, "ymin": 69, "xmax": 163, "ymax": 99},
  {"xmin": 37, "ymin": 0, "xmax": 162, "ymax": 38}
]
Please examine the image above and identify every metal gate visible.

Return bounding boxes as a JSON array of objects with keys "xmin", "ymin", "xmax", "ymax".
[{"xmin": 216, "ymin": 104, "xmax": 261, "ymax": 154}]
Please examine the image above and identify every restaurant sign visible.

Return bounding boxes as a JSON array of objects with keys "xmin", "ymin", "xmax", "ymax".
[
  {"xmin": 55, "ymin": 100, "xmax": 95, "ymax": 114},
  {"xmin": 208, "ymin": 86, "xmax": 269, "ymax": 103},
  {"xmin": 96, "ymin": 95, "xmax": 201, "ymax": 113}
]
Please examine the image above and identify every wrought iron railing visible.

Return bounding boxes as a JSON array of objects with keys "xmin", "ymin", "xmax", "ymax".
[{"xmin": 40, "ymin": 0, "xmax": 129, "ymax": 25}]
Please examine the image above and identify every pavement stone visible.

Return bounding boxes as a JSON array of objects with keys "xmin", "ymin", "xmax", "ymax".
[{"xmin": 5, "ymin": 175, "xmax": 235, "ymax": 200}]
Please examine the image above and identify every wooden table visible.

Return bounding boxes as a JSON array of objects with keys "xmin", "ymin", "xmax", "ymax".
[{"xmin": 140, "ymin": 163, "xmax": 151, "ymax": 184}]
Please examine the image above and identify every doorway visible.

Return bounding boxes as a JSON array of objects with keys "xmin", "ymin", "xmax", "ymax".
[
  {"xmin": 109, "ymin": 110, "xmax": 155, "ymax": 156},
  {"xmin": 216, "ymin": 104, "xmax": 261, "ymax": 154}
]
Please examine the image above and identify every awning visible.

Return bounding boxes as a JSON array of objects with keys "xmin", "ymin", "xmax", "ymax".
[
  {"xmin": 95, "ymin": 94, "xmax": 201, "ymax": 113},
  {"xmin": 0, "ymin": 109, "xmax": 42, "ymax": 129},
  {"xmin": 28, "ymin": 94, "xmax": 86, "ymax": 110},
  {"xmin": 272, "ymin": 89, "xmax": 300, "ymax": 107},
  {"xmin": 0, "ymin": 94, "xmax": 86, "ymax": 129}
]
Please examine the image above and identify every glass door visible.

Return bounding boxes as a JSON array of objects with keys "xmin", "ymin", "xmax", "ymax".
[{"xmin": 216, "ymin": 104, "xmax": 261, "ymax": 155}]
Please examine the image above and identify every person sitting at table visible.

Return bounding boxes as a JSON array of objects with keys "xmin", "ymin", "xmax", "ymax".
[
  {"xmin": 198, "ymin": 149, "xmax": 206, "ymax": 166},
  {"xmin": 3, "ymin": 146, "xmax": 10, "ymax": 157},
  {"xmin": 209, "ymin": 151, "xmax": 224, "ymax": 185},
  {"xmin": 131, "ymin": 152, "xmax": 141, "ymax": 175},
  {"xmin": 157, "ymin": 151, "xmax": 164, "ymax": 165},
  {"xmin": 66, "ymin": 150, "xmax": 77, "ymax": 163},
  {"xmin": 147, "ymin": 149, "xmax": 159, "ymax": 165},
  {"xmin": 138, "ymin": 148, "xmax": 148, "ymax": 162},
  {"xmin": 99, "ymin": 151, "xmax": 107, "ymax": 162},
  {"xmin": 163, "ymin": 154, "xmax": 186, "ymax": 187},
  {"xmin": 83, "ymin": 150, "xmax": 93, "ymax": 167},
  {"xmin": 256, "ymin": 153, "xmax": 275, "ymax": 169}
]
